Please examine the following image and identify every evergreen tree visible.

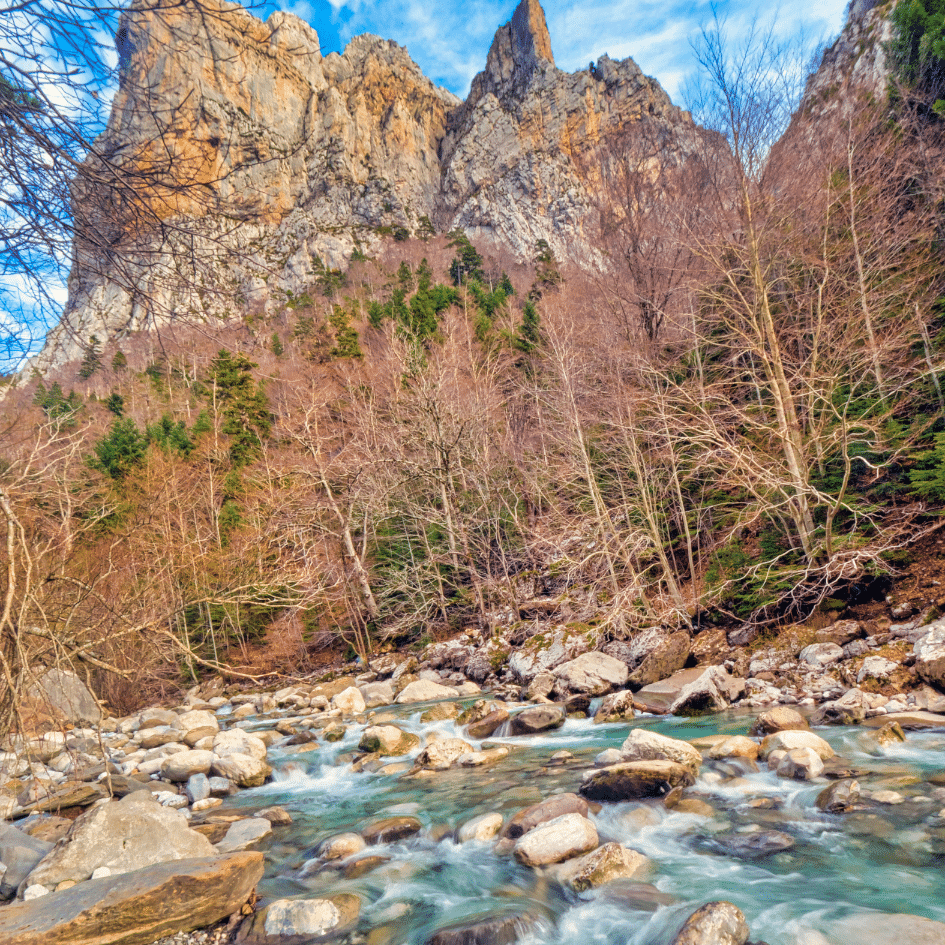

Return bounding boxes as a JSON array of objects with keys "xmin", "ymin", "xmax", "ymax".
[
  {"xmin": 515, "ymin": 299, "xmax": 541, "ymax": 355},
  {"xmin": 271, "ymin": 332, "xmax": 284, "ymax": 357},
  {"xmin": 104, "ymin": 392, "xmax": 125, "ymax": 416},
  {"xmin": 34, "ymin": 382, "xmax": 81, "ymax": 426},
  {"xmin": 78, "ymin": 335, "xmax": 102, "ymax": 379},
  {"xmin": 111, "ymin": 350, "xmax": 127, "ymax": 372},
  {"xmin": 91, "ymin": 417, "xmax": 147, "ymax": 480},
  {"xmin": 448, "ymin": 232, "xmax": 485, "ymax": 286},
  {"xmin": 208, "ymin": 351, "xmax": 272, "ymax": 466}
]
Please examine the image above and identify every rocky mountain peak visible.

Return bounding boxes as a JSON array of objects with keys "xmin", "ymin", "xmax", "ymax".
[{"xmin": 474, "ymin": 0, "xmax": 557, "ymax": 103}]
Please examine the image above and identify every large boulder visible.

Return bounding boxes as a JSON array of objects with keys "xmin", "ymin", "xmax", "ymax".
[
  {"xmin": 508, "ymin": 628, "xmax": 592, "ymax": 682},
  {"xmin": 0, "ymin": 853, "xmax": 263, "ymax": 945},
  {"xmin": 24, "ymin": 668, "xmax": 101, "ymax": 724},
  {"xmin": 671, "ymin": 901, "xmax": 750, "ymax": 945},
  {"xmin": 394, "ymin": 680, "xmax": 459, "ymax": 704},
  {"xmin": 210, "ymin": 753, "xmax": 271, "ymax": 788},
  {"xmin": 627, "ymin": 631, "xmax": 691, "ymax": 689},
  {"xmin": 593, "ymin": 690, "xmax": 636, "ymax": 723},
  {"xmin": 748, "ymin": 707, "xmax": 809, "ymax": 736},
  {"xmin": 580, "ymin": 761, "xmax": 695, "ymax": 801},
  {"xmin": 359, "ymin": 681, "xmax": 395, "ymax": 708},
  {"xmin": 914, "ymin": 626, "xmax": 945, "ymax": 687},
  {"xmin": 551, "ymin": 652, "xmax": 629, "ymax": 696},
  {"xmin": 619, "ymin": 729, "xmax": 701, "ymax": 773},
  {"xmin": 798, "ymin": 643, "xmax": 844, "ymax": 667},
  {"xmin": 26, "ymin": 792, "xmax": 215, "ymax": 888},
  {"xmin": 512, "ymin": 812, "xmax": 598, "ymax": 866},
  {"xmin": 332, "ymin": 687, "xmax": 366, "ymax": 714},
  {"xmin": 358, "ymin": 726, "xmax": 419, "ymax": 757},
  {"xmin": 212, "ymin": 729, "xmax": 267, "ymax": 761},
  {"xmin": 509, "ymin": 705, "xmax": 566, "ymax": 735},
  {"xmin": 0, "ymin": 823, "xmax": 53, "ymax": 899},
  {"xmin": 415, "ymin": 738, "xmax": 473, "ymax": 770},
  {"xmin": 601, "ymin": 627, "xmax": 667, "ymax": 670},
  {"xmin": 668, "ymin": 666, "xmax": 744, "ymax": 716},
  {"xmin": 635, "ymin": 667, "xmax": 734, "ymax": 714},
  {"xmin": 159, "ymin": 749, "xmax": 215, "ymax": 782}
]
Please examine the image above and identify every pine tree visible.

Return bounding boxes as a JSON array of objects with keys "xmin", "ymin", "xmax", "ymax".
[
  {"xmin": 208, "ymin": 351, "xmax": 272, "ymax": 467},
  {"xmin": 78, "ymin": 335, "xmax": 102, "ymax": 379}
]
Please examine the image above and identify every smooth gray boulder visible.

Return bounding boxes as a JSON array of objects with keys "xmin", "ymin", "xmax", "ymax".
[
  {"xmin": 25, "ymin": 792, "xmax": 214, "ymax": 887},
  {"xmin": 512, "ymin": 812, "xmax": 598, "ymax": 866},
  {"xmin": 0, "ymin": 823, "xmax": 53, "ymax": 899},
  {"xmin": 551, "ymin": 652, "xmax": 629, "ymax": 696},
  {"xmin": 25, "ymin": 668, "xmax": 101, "ymax": 724},
  {"xmin": 215, "ymin": 817, "xmax": 272, "ymax": 853}
]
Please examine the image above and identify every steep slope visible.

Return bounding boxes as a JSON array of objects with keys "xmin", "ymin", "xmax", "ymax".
[{"xmin": 39, "ymin": 0, "xmax": 701, "ymax": 372}]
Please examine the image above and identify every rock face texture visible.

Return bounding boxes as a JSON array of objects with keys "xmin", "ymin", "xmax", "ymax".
[{"xmin": 39, "ymin": 0, "xmax": 703, "ymax": 371}]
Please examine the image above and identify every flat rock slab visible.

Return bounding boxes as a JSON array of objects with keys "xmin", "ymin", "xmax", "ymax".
[
  {"xmin": 862, "ymin": 712, "xmax": 945, "ymax": 730},
  {"xmin": 634, "ymin": 668, "xmax": 712, "ymax": 714},
  {"xmin": 0, "ymin": 853, "xmax": 263, "ymax": 945}
]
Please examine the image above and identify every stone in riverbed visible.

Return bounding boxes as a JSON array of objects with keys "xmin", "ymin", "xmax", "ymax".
[
  {"xmin": 799, "ymin": 642, "xmax": 844, "ymax": 667},
  {"xmin": 457, "ymin": 812, "xmax": 504, "ymax": 843},
  {"xmin": 362, "ymin": 816, "xmax": 422, "ymax": 844},
  {"xmin": 593, "ymin": 690, "xmax": 636, "ymax": 723},
  {"xmin": 15, "ymin": 781, "xmax": 107, "ymax": 816},
  {"xmin": 420, "ymin": 702, "xmax": 460, "ymax": 722},
  {"xmin": 332, "ymin": 686, "xmax": 366, "ymax": 714},
  {"xmin": 426, "ymin": 911, "xmax": 540, "ymax": 945},
  {"xmin": 620, "ymin": 729, "xmax": 702, "ymax": 773},
  {"xmin": 914, "ymin": 624, "xmax": 945, "ymax": 688},
  {"xmin": 513, "ymin": 812, "xmax": 598, "ymax": 866},
  {"xmin": 817, "ymin": 779, "xmax": 860, "ymax": 813},
  {"xmin": 503, "ymin": 793, "xmax": 589, "ymax": 839},
  {"xmin": 669, "ymin": 666, "xmax": 745, "ymax": 716},
  {"xmin": 25, "ymin": 792, "xmax": 215, "ymax": 888},
  {"xmin": 415, "ymin": 738, "xmax": 473, "ymax": 770},
  {"xmin": 0, "ymin": 852, "xmax": 263, "ymax": 945},
  {"xmin": 263, "ymin": 898, "xmax": 341, "ymax": 938},
  {"xmin": 214, "ymin": 816, "xmax": 271, "ymax": 853},
  {"xmin": 395, "ymin": 680, "xmax": 460, "ymax": 704},
  {"xmin": 552, "ymin": 652, "xmax": 629, "ymax": 696},
  {"xmin": 508, "ymin": 705, "xmax": 565, "ymax": 735},
  {"xmin": 360, "ymin": 680, "xmax": 396, "ymax": 708},
  {"xmin": 626, "ymin": 631, "xmax": 691, "ymax": 690},
  {"xmin": 748, "ymin": 706, "xmax": 809, "ymax": 736},
  {"xmin": 818, "ymin": 910, "xmax": 945, "ymax": 945},
  {"xmin": 358, "ymin": 725, "xmax": 420, "ymax": 757},
  {"xmin": 670, "ymin": 901, "xmax": 750, "ymax": 945},
  {"xmin": 759, "ymin": 730, "xmax": 834, "ymax": 761},
  {"xmin": 707, "ymin": 736, "xmax": 759, "ymax": 761},
  {"xmin": 319, "ymin": 832, "xmax": 366, "ymax": 860},
  {"xmin": 212, "ymin": 729, "xmax": 267, "ymax": 761},
  {"xmin": 580, "ymin": 761, "xmax": 695, "ymax": 801},
  {"xmin": 713, "ymin": 830, "xmax": 795, "ymax": 859},
  {"xmin": 159, "ymin": 749, "xmax": 215, "ymax": 782},
  {"xmin": 466, "ymin": 706, "xmax": 510, "ymax": 739},
  {"xmin": 776, "ymin": 746, "xmax": 825, "ymax": 780},
  {"xmin": 554, "ymin": 842, "xmax": 651, "ymax": 890},
  {"xmin": 210, "ymin": 752, "xmax": 271, "ymax": 788}
]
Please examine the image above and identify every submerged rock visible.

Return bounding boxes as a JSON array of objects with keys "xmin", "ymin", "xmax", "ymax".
[
  {"xmin": 712, "ymin": 830, "xmax": 795, "ymax": 859},
  {"xmin": 362, "ymin": 816, "xmax": 422, "ymax": 845},
  {"xmin": 817, "ymin": 779, "xmax": 860, "ymax": 813},
  {"xmin": 554, "ymin": 842, "xmax": 650, "ymax": 890},
  {"xmin": 458, "ymin": 812, "xmax": 505, "ymax": 843},
  {"xmin": 426, "ymin": 911, "xmax": 540, "ymax": 945}
]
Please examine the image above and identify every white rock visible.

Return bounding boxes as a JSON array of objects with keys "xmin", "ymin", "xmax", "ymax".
[
  {"xmin": 551, "ymin": 652, "xmax": 629, "ymax": 696},
  {"xmin": 23, "ymin": 884, "xmax": 49, "ymax": 900},
  {"xmin": 619, "ymin": 729, "xmax": 701, "ymax": 772},
  {"xmin": 776, "ymin": 746, "xmax": 824, "ymax": 780},
  {"xmin": 264, "ymin": 899, "xmax": 341, "ymax": 937},
  {"xmin": 215, "ymin": 817, "xmax": 272, "ymax": 853},
  {"xmin": 799, "ymin": 643, "xmax": 844, "ymax": 667},
  {"xmin": 394, "ymin": 680, "xmax": 459, "ymax": 704},
  {"xmin": 212, "ymin": 729, "xmax": 267, "ymax": 761},
  {"xmin": 332, "ymin": 687, "xmax": 366, "ymax": 715},
  {"xmin": 760, "ymin": 730, "xmax": 834, "ymax": 761},
  {"xmin": 857, "ymin": 656, "xmax": 899, "ymax": 684},
  {"xmin": 457, "ymin": 812, "xmax": 504, "ymax": 843},
  {"xmin": 513, "ymin": 812, "xmax": 599, "ymax": 867}
]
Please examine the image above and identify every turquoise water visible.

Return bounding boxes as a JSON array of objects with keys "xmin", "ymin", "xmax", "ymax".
[{"xmin": 224, "ymin": 704, "xmax": 945, "ymax": 944}]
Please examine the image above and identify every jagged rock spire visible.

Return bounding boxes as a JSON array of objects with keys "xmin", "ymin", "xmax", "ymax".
[{"xmin": 471, "ymin": 0, "xmax": 556, "ymax": 103}]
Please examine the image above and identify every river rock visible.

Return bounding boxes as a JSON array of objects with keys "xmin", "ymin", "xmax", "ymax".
[
  {"xmin": 0, "ymin": 852, "xmax": 263, "ymax": 945},
  {"xmin": 821, "ymin": 910, "xmax": 945, "ymax": 945},
  {"xmin": 504, "ymin": 793, "xmax": 589, "ymax": 839},
  {"xmin": 862, "ymin": 711, "xmax": 945, "ymax": 729},
  {"xmin": 457, "ymin": 812, "xmax": 504, "ymax": 843},
  {"xmin": 427, "ymin": 911, "xmax": 539, "ymax": 945},
  {"xmin": 421, "ymin": 703, "xmax": 460, "ymax": 722},
  {"xmin": 360, "ymin": 681, "xmax": 396, "ymax": 708},
  {"xmin": 362, "ymin": 816, "xmax": 422, "ymax": 844},
  {"xmin": 627, "ymin": 631, "xmax": 691, "ymax": 689},
  {"xmin": 508, "ymin": 627, "xmax": 592, "ymax": 681},
  {"xmin": 707, "ymin": 736, "xmax": 759, "ymax": 761},
  {"xmin": 815, "ymin": 619, "xmax": 863, "ymax": 646},
  {"xmin": 810, "ymin": 688, "xmax": 869, "ymax": 725},
  {"xmin": 212, "ymin": 729, "xmax": 267, "ymax": 761},
  {"xmin": 554, "ymin": 842, "xmax": 650, "ymax": 890},
  {"xmin": 526, "ymin": 672, "xmax": 556, "ymax": 700},
  {"xmin": 210, "ymin": 753, "xmax": 272, "ymax": 788},
  {"xmin": 25, "ymin": 792, "xmax": 215, "ymax": 887},
  {"xmin": 24, "ymin": 668, "xmax": 101, "ymax": 725},
  {"xmin": 760, "ymin": 730, "xmax": 834, "ymax": 761},
  {"xmin": 215, "ymin": 817, "xmax": 271, "ymax": 853},
  {"xmin": 670, "ymin": 666, "xmax": 745, "ymax": 716},
  {"xmin": 319, "ymin": 833, "xmax": 366, "ymax": 860},
  {"xmin": 593, "ymin": 691, "xmax": 636, "ymax": 723},
  {"xmin": 159, "ymin": 749, "xmax": 215, "ymax": 782},
  {"xmin": 457, "ymin": 745, "xmax": 510, "ymax": 767},
  {"xmin": 776, "ymin": 746, "xmax": 825, "ymax": 780},
  {"xmin": 332, "ymin": 687, "xmax": 366, "ymax": 715},
  {"xmin": 620, "ymin": 729, "xmax": 702, "ymax": 772},
  {"xmin": 817, "ymin": 779, "xmax": 860, "ymax": 813},
  {"xmin": 552, "ymin": 652, "xmax": 629, "ymax": 696},
  {"xmin": 174, "ymin": 709, "xmax": 219, "ymax": 737},
  {"xmin": 358, "ymin": 726, "xmax": 419, "ymax": 757},
  {"xmin": 185, "ymin": 773, "xmax": 210, "ymax": 804},
  {"xmin": 15, "ymin": 781, "xmax": 108, "ymax": 816},
  {"xmin": 748, "ymin": 707, "xmax": 809, "ymax": 736},
  {"xmin": 513, "ymin": 812, "xmax": 598, "ymax": 866},
  {"xmin": 580, "ymin": 761, "xmax": 695, "ymax": 800},
  {"xmin": 263, "ymin": 898, "xmax": 341, "ymax": 938},
  {"xmin": 799, "ymin": 643, "xmax": 844, "ymax": 667},
  {"xmin": 415, "ymin": 738, "xmax": 473, "ymax": 770},
  {"xmin": 395, "ymin": 680, "xmax": 459, "ymax": 704},
  {"xmin": 0, "ymin": 824, "xmax": 53, "ymax": 899},
  {"xmin": 671, "ymin": 901, "xmax": 750, "ymax": 945},
  {"xmin": 714, "ymin": 830, "xmax": 794, "ymax": 859},
  {"xmin": 509, "ymin": 705, "xmax": 566, "ymax": 735},
  {"xmin": 914, "ymin": 626, "xmax": 945, "ymax": 687}
]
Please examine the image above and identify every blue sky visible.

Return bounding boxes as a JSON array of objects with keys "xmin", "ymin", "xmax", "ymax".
[{"xmin": 258, "ymin": 0, "xmax": 851, "ymax": 104}]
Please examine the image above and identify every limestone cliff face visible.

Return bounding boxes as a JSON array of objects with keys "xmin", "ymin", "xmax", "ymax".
[{"xmin": 39, "ymin": 0, "xmax": 700, "ymax": 371}]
